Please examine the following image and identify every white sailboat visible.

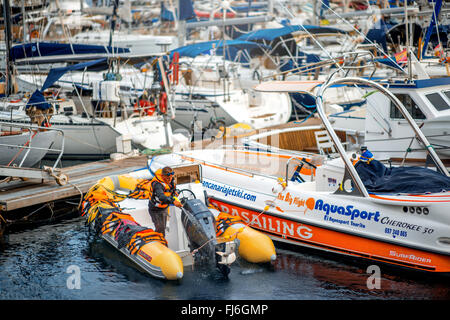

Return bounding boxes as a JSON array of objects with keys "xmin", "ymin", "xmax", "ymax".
[{"xmin": 4, "ymin": 53, "xmax": 188, "ymax": 159}]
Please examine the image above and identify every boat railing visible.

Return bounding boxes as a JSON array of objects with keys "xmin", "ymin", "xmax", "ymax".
[
  {"xmin": 285, "ymin": 156, "xmax": 317, "ymax": 185},
  {"xmin": 176, "ymin": 144, "xmax": 323, "ymax": 184},
  {"xmin": 241, "ymin": 139, "xmax": 317, "ymax": 158},
  {"xmin": 0, "ymin": 121, "xmax": 65, "ymax": 170},
  {"xmin": 175, "ymin": 149, "xmax": 280, "ymax": 182},
  {"xmin": 315, "ymin": 76, "xmax": 450, "ymax": 198},
  {"xmin": 261, "ymin": 50, "xmax": 377, "ymax": 81}
]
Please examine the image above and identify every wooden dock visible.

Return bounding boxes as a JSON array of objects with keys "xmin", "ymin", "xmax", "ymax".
[{"xmin": 0, "ymin": 155, "xmax": 149, "ymax": 212}]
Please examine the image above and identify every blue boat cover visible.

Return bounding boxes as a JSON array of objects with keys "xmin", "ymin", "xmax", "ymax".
[
  {"xmin": 374, "ymin": 56, "xmax": 404, "ymax": 71},
  {"xmin": 237, "ymin": 25, "xmax": 347, "ymax": 42},
  {"xmin": 41, "ymin": 58, "xmax": 107, "ymax": 91},
  {"xmin": 179, "ymin": 0, "xmax": 197, "ymax": 21},
  {"xmin": 170, "ymin": 40, "xmax": 269, "ymax": 60},
  {"xmin": 10, "ymin": 42, "xmax": 129, "ymax": 61},
  {"xmin": 355, "ymin": 159, "xmax": 450, "ymax": 194},
  {"xmin": 26, "ymin": 58, "xmax": 107, "ymax": 110},
  {"xmin": 160, "ymin": 1, "xmax": 175, "ymax": 21},
  {"xmin": 26, "ymin": 90, "xmax": 52, "ymax": 110},
  {"xmin": 363, "ymin": 18, "xmax": 389, "ymax": 52}
]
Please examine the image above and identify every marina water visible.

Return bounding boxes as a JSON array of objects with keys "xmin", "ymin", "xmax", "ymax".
[{"xmin": 0, "ymin": 214, "xmax": 448, "ymax": 300}]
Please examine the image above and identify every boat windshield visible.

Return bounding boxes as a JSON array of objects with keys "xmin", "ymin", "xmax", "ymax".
[
  {"xmin": 443, "ymin": 90, "xmax": 450, "ymax": 103},
  {"xmin": 182, "ymin": 149, "xmax": 320, "ymax": 180}
]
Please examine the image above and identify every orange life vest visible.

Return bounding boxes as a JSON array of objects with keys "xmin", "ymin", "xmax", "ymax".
[{"xmin": 149, "ymin": 169, "xmax": 174, "ymax": 209}]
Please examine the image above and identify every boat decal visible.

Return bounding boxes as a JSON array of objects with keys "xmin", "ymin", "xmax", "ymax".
[
  {"xmin": 211, "ymin": 199, "xmax": 313, "ymax": 240},
  {"xmin": 138, "ymin": 250, "xmax": 153, "ymax": 263},
  {"xmin": 314, "ymin": 199, "xmax": 381, "ymax": 222},
  {"xmin": 275, "ymin": 193, "xmax": 381, "ymax": 226},
  {"xmin": 380, "ymin": 216, "xmax": 434, "ymax": 236},
  {"xmin": 202, "ymin": 180, "xmax": 257, "ymax": 202},
  {"xmin": 209, "ymin": 198, "xmax": 450, "ymax": 273},
  {"xmin": 276, "ymin": 192, "xmax": 315, "ymax": 212},
  {"xmin": 389, "ymin": 250, "xmax": 432, "ymax": 264}
]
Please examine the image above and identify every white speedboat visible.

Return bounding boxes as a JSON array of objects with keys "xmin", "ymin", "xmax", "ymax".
[
  {"xmin": 148, "ymin": 77, "xmax": 450, "ymax": 275},
  {"xmin": 329, "ymin": 76, "xmax": 450, "ymax": 161}
]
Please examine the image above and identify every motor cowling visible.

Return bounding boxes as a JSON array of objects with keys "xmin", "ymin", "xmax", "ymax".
[
  {"xmin": 181, "ymin": 199, "xmax": 236, "ymax": 276},
  {"xmin": 181, "ymin": 199, "xmax": 217, "ymax": 253}
]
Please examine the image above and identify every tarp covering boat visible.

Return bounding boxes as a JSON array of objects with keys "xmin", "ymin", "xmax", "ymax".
[
  {"xmin": 10, "ymin": 42, "xmax": 129, "ymax": 62},
  {"xmin": 26, "ymin": 58, "xmax": 107, "ymax": 110},
  {"xmin": 363, "ymin": 18, "xmax": 389, "ymax": 52},
  {"xmin": 355, "ymin": 158, "xmax": 450, "ymax": 194},
  {"xmin": 237, "ymin": 25, "xmax": 347, "ymax": 42},
  {"xmin": 41, "ymin": 58, "xmax": 107, "ymax": 91},
  {"xmin": 170, "ymin": 40, "xmax": 269, "ymax": 60},
  {"xmin": 236, "ymin": 25, "xmax": 346, "ymax": 57}
]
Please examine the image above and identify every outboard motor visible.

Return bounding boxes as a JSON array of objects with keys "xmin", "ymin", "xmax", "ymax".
[{"xmin": 181, "ymin": 198, "xmax": 236, "ymax": 276}]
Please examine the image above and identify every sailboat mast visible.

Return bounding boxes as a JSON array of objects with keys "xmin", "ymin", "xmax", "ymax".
[
  {"xmin": 109, "ymin": 0, "xmax": 119, "ymax": 48},
  {"xmin": 404, "ymin": 0, "xmax": 412, "ymax": 80},
  {"xmin": 2, "ymin": 0, "xmax": 13, "ymax": 96}
]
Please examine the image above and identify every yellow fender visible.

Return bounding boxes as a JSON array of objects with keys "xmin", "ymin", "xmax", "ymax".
[
  {"xmin": 97, "ymin": 176, "xmax": 115, "ymax": 190},
  {"xmin": 117, "ymin": 174, "xmax": 142, "ymax": 191},
  {"xmin": 221, "ymin": 224, "xmax": 276, "ymax": 264},
  {"xmin": 97, "ymin": 175, "xmax": 142, "ymax": 192},
  {"xmin": 138, "ymin": 241, "xmax": 184, "ymax": 280}
]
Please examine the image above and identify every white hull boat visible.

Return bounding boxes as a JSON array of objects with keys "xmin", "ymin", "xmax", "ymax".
[
  {"xmin": 148, "ymin": 77, "xmax": 450, "ymax": 275},
  {"xmin": 0, "ymin": 128, "xmax": 59, "ymax": 167}
]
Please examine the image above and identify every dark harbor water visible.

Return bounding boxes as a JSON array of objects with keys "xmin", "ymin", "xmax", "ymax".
[{"xmin": 0, "ymin": 214, "xmax": 449, "ymax": 301}]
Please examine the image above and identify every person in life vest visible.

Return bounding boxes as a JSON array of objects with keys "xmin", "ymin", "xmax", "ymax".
[{"xmin": 148, "ymin": 166, "xmax": 182, "ymax": 237}]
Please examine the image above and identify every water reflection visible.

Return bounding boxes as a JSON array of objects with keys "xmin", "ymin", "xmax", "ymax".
[{"xmin": 273, "ymin": 247, "xmax": 450, "ymax": 300}]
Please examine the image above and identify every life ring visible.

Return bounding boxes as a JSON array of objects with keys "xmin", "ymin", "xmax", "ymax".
[
  {"xmin": 29, "ymin": 28, "xmax": 39, "ymax": 39},
  {"xmin": 134, "ymin": 99, "xmax": 156, "ymax": 116},
  {"xmin": 159, "ymin": 92, "xmax": 167, "ymax": 114}
]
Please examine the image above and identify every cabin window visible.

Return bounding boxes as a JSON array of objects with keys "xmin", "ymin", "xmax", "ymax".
[
  {"xmin": 426, "ymin": 92, "xmax": 450, "ymax": 111},
  {"xmin": 443, "ymin": 90, "xmax": 450, "ymax": 103},
  {"xmin": 390, "ymin": 94, "xmax": 426, "ymax": 120}
]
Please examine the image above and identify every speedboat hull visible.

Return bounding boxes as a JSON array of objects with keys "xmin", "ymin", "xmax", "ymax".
[{"xmin": 209, "ymin": 197, "xmax": 449, "ymax": 273}]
